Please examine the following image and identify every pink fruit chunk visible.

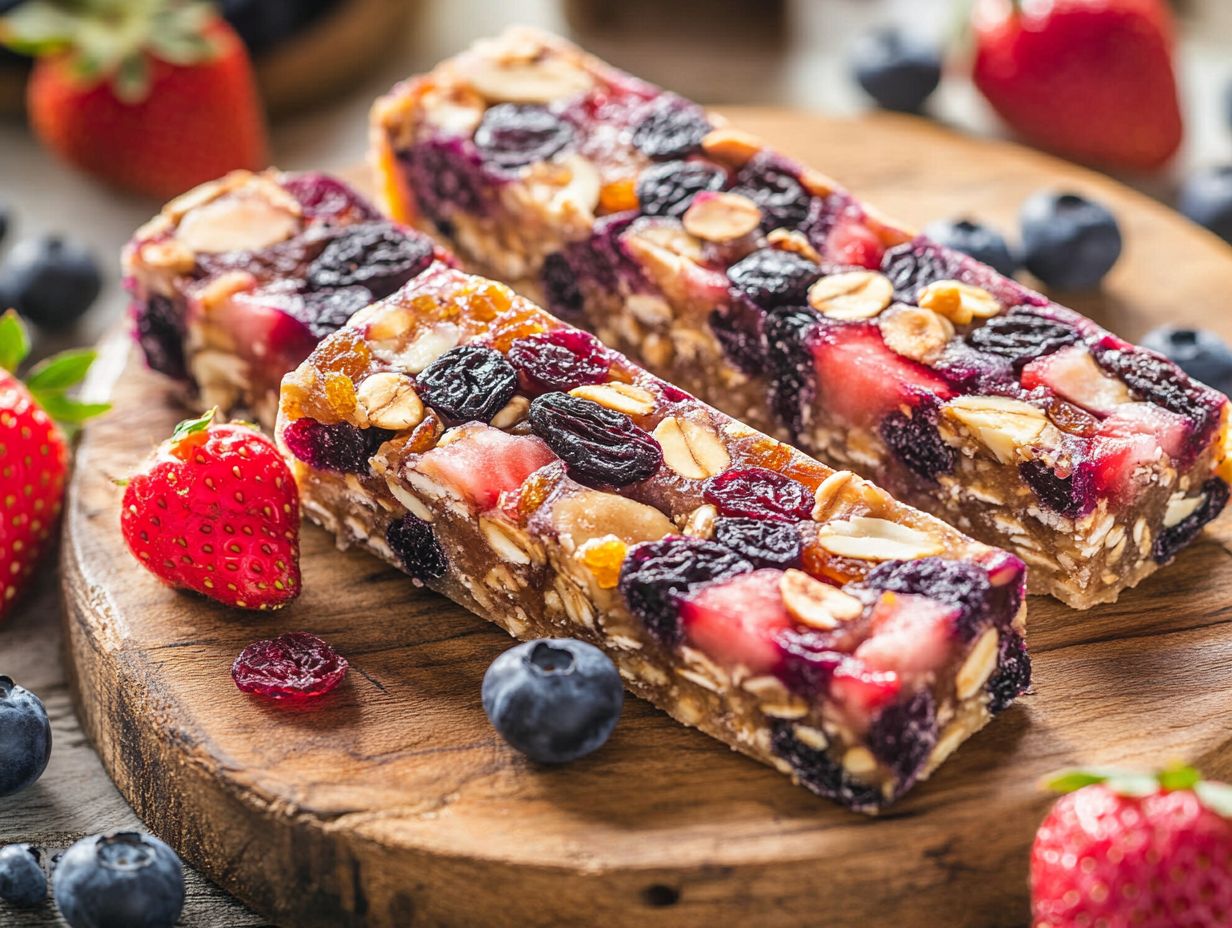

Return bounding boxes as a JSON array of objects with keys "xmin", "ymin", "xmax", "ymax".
[
  {"xmin": 1089, "ymin": 403, "xmax": 1191, "ymax": 503},
  {"xmin": 209, "ymin": 288, "xmax": 319, "ymax": 381},
  {"xmin": 854, "ymin": 592, "xmax": 960, "ymax": 683},
  {"xmin": 418, "ymin": 424, "xmax": 556, "ymax": 511},
  {"xmin": 1099, "ymin": 402, "xmax": 1189, "ymax": 460},
  {"xmin": 1021, "ymin": 345, "xmax": 1130, "ymax": 416},
  {"xmin": 826, "ymin": 219, "xmax": 885, "ymax": 269},
  {"xmin": 680, "ymin": 568, "xmax": 791, "ymax": 674},
  {"xmin": 812, "ymin": 322, "xmax": 954, "ymax": 426},
  {"xmin": 829, "ymin": 657, "xmax": 902, "ymax": 721}
]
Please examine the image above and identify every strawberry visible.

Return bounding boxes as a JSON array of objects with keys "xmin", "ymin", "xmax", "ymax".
[
  {"xmin": 1031, "ymin": 765, "xmax": 1232, "ymax": 927},
  {"xmin": 2, "ymin": 0, "xmax": 267, "ymax": 200},
  {"xmin": 0, "ymin": 310, "xmax": 109, "ymax": 620},
  {"xmin": 121, "ymin": 408, "xmax": 300, "ymax": 610},
  {"xmin": 417, "ymin": 424, "xmax": 555, "ymax": 512},
  {"xmin": 971, "ymin": 0, "xmax": 1183, "ymax": 171},
  {"xmin": 679, "ymin": 568, "xmax": 792, "ymax": 673}
]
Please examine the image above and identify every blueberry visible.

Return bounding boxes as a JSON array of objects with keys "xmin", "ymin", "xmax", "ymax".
[
  {"xmin": 481, "ymin": 639, "xmax": 623, "ymax": 764},
  {"xmin": 474, "ymin": 104, "xmax": 575, "ymax": 171},
  {"xmin": 0, "ymin": 844, "xmax": 46, "ymax": 908},
  {"xmin": 0, "ymin": 201, "xmax": 9, "ymax": 247},
  {"xmin": 281, "ymin": 418, "xmax": 394, "ymax": 474},
  {"xmin": 219, "ymin": 0, "xmax": 334, "ymax": 53},
  {"xmin": 769, "ymin": 719, "xmax": 884, "ymax": 811},
  {"xmin": 862, "ymin": 557, "xmax": 992, "ymax": 642},
  {"xmin": 1177, "ymin": 165, "xmax": 1232, "ymax": 245},
  {"xmin": 631, "ymin": 94, "xmax": 712, "ymax": 160},
  {"xmin": 1153, "ymin": 477, "xmax": 1229, "ymax": 564},
  {"xmin": 923, "ymin": 218, "xmax": 1019, "ymax": 278},
  {"xmin": 966, "ymin": 307, "xmax": 1081, "ymax": 369},
  {"xmin": 540, "ymin": 252, "xmax": 584, "ymax": 317},
  {"xmin": 1140, "ymin": 326, "xmax": 1232, "ymax": 395},
  {"xmin": 0, "ymin": 236, "xmax": 102, "ymax": 330},
  {"xmin": 53, "ymin": 832, "xmax": 184, "ymax": 928},
  {"xmin": 635, "ymin": 160, "xmax": 726, "ymax": 218},
  {"xmin": 0, "ymin": 676, "xmax": 51, "ymax": 797},
  {"xmin": 731, "ymin": 153, "xmax": 813, "ymax": 231},
  {"xmin": 132, "ymin": 293, "xmax": 188, "ymax": 381},
  {"xmin": 850, "ymin": 27, "xmax": 942, "ymax": 113},
  {"xmin": 880, "ymin": 239, "xmax": 955, "ymax": 302},
  {"xmin": 727, "ymin": 248, "xmax": 821, "ymax": 309},
  {"xmin": 306, "ymin": 221, "xmax": 435, "ymax": 299},
  {"xmin": 1020, "ymin": 191, "xmax": 1122, "ymax": 289}
]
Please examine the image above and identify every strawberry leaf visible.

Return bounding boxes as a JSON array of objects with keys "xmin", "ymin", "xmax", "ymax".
[
  {"xmin": 1043, "ymin": 768, "xmax": 1117, "ymax": 793},
  {"xmin": 26, "ymin": 348, "xmax": 97, "ymax": 392},
  {"xmin": 35, "ymin": 392, "xmax": 110, "ymax": 425},
  {"xmin": 0, "ymin": 310, "xmax": 30, "ymax": 373},
  {"xmin": 1157, "ymin": 764, "xmax": 1201, "ymax": 792},
  {"xmin": 171, "ymin": 407, "xmax": 217, "ymax": 442},
  {"xmin": 112, "ymin": 52, "xmax": 151, "ymax": 104},
  {"xmin": 1104, "ymin": 772, "xmax": 1159, "ymax": 797},
  {"xmin": 1196, "ymin": 781, "xmax": 1232, "ymax": 819}
]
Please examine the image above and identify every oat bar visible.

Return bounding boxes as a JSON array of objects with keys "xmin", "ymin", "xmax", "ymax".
[
  {"xmin": 276, "ymin": 264, "xmax": 1029, "ymax": 811},
  {"xmin": 370, "ymin": 28, "xmax": 1232, "ymax": 608}
]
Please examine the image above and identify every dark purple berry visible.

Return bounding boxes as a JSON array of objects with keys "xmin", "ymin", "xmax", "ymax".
[
  {"xmin": 713, "ymin": 517, "xmax": 801, "ymax": 569},
  {"xmin": 850, "ymin": 27, "xmax": 942, "ymax": 114},
  {"xmin": 282, "ymin": 418, "xmax": 394, "ymax": 473},
  {"xmin": 474, "ymin": 104, "xmax": 575, "ymax": 171},
  {"xmin": 1019, "ymin": 459, "xmax": 1094, "ymax": 519},
  {"xmin": 0, "ymin": 235, "xmax": 101, "ymax": 330},
  {"xmin": 1140, "ymin": 327, "xmax": 1232, "ymax": 396},
  {"xmin": 1178, "ymin": 165, "xmax": 1232, "ymax": 245},
  {"xmin": 416, "ymin": 345, "xmax": 518, "ymax": 423},
  {"xmin": 1020, "ymin": 191, "xmax": 1121, "ymax": 290},
  {"xmin": 1153, "ymin": 477, "xmax": 1229, "ymax": 563},
  {"xmin": 731, "ymin": 152, "xmax": 813, "ymax": 231},
  {"xmin": 386, "ymin": 514, "xmax": 447, "ymax": 582},
  {"xmin": 507, "ymin": 329, "xmax": 610, "ymax": 393},
  {"xmin": 867, "ymin": 688, "xmax": 937, "ymax": 790},
  {"xmin": 764, "ymin": 308, "xmax": 821, "ymax": 436},
  {"xmin": 727, "ymin": 248, "xmax": 821, "ymax": 309},
  {"xmin": 291, "ymin": 285, "xmax": 373, "ymax": 339},
  {"xmin": 708, "ymin": 299, "xmax": 768, "ymax": 374},
  {"xmin": 880, "ymin": 401, "xmax": 955, "ymax": 483},
  {"xmin": 1093, "ymin": 341, "xmax": 1224, "ymax": 444},
  {"xmin": 631, "ymin": 94, "xmax": 712, "ymax": 160},
  {"xmin": 987, "ymin": 630, "xmax": 1031, "ymax": 714},
  {"xmin": 0, "ymin": 843, "xmax": 46, "ymax": 907},
  {"xmin": 618, "ymin": 537, "xmax": 753, "ymax": 645},
  {"xmin": 283, "ymin": 172, "xmax": 380, "ymax": 221},
  {"xmin": 528, "ymin": 392, "xmax": 662, "ymax": 486},
  {"xmin": 862, "ymin": 557, "xmax": 991, "ymax": 642},
  {"xmin": 769, "ymin": 718, "xmax": 884, "ymax": 811},
  {"xmin": 132, "ymin": 293, "xmax": 188, "ymax": 380},
  {"xmin": 402, "ymin": 137, "xmax": 489, "ymax": 227},
  {"xmin": 702, "ymin": 467, "xmax": 814, "ymax": 522},
  {"xmin": 0, "ymin": 677, "xmax": 52, "ymax": 798},
  {"xmin": 924, "ymin": 217, "xmax": 1019, "ymax": 278},
  {"xmin": 541, "ymin": 252, "xmax": 584, "ymax": 317},
  {"xmin": 880, "ymin": 239, "xmax": 955, "ymax": 302},
  {"xmin": 306, "ymin": 222, "xmax": 435, "ymax": 298},
  {"xmin": 635, "ymin": 160, "xmax": 726, "ymax": 218},
  {"xmin": 967, "ymin": 308, "xmax": 1081, "ymax": 368}
]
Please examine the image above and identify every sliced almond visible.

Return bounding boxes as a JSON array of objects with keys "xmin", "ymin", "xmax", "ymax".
[
  {"xmin": 570, "ymin": 381, "xmax": 655, "ymax": 417},
  {"xmin": 1164, "ymin": 491, "xmax": 1204, "ymax": 528},
  {"xmin": 163, "ymin": 171, "xmax": 248, "ymax": 221},
  {"xmin": 814, "ymin": 517, "xmax": 944, "ymax": 561},
  {"xmin": 682, "ymin": 503, "xmax": 719, "ymax": 539},
  {"xmin": 390, "ymin": 323, "xmax": 461, "ymax": 373},
  {"xmin": 956, "ymin": 628, "xmax": 999, "ymax": 700},
  {"xmin": 917, "ymin": 280, "xmax": 1001, "ymax": 326},
  {"xmin": 943, "ymin": 395, "xmax": 1048, "ymax": 464},
  {"xmin": 653, "ymin": 416, "xmax": 731, "ymax": 480},
  {"xmin": 625, "ymin": 220, "xmax": 704, "ymax": 263},
  {"xmin": 767, "ymin": 228, "xmax": 823, "ymax": 264},
  {"xmin": 879, "ymin": 304, "xmax": 955, "ymax": 364},
  {"xmin": 700, "ymin": 127, "xmax": 764, "ymax": 168},
  {"xmin": 139, "ymin": 239, "xmax": 196, "ymax": 275},
  {"xmin": 806, "ymin": 271, "xmax": 893, "ymax": 321},
  {"xmin": 682, "ymin": 192, "xmax": 762, "ymax": 242},
  {"xmin": 356, "ymin": 372, "xmax": 424, "ymax": 431},
  {"xmin": 490, "ymin": 395, "xmax": 530, "ymax": 429},
  {"xmin": 546, "ymin": 154, "xmax": 600, "ymax": 216},
  {"xmin": 550, "ymin": 490, "xmax": 674, "ymax": 550},
  {"xmin": 420, "ymin": 84, "xmax": 486, "ymax": 136},
  {"xmin": 811, "ymin": 470, "xmax": 855, "ymax": 521},
  {"xmin": 175, "ymin": 194, "xmax": 300, "ymax": 254},
  {"xmin": 779, "ymin": 569, "xmax": 864, "ymax": 629},
  {"xmin": 462, "ymin": 56, "xmax": 594, "ymax": 104}
]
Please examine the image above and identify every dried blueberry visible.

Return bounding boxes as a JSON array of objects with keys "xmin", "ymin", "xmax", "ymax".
[
  {"xmin": 528, "ymin": 392, "xmax": 662, "ymax": 486},
  {"xmin": 306, "ymin": 222, "xmax": 434, "ymax": 298},
  {"xmin": 540, "ymin": 252, "xmax": 584, "ymax": 317},
  {"xmin": 1093, "ymin": 342, "xmax": 1224, "ymax": 443},
  {"xmin": 867, "ymin": 688, "xmax": 937, "ymax": 789},
  {"xmin": 282, "ymin": 418, "xmax": 394, "ymax": 473},
  {"xmin": 474, "ymin": 104, "xmax": 575, "ymax": 171},
  {"xmin": 880, "ymin": 401, "xmax": 955, "ymax": 483},
  {"xmin": 727, "ymin": 248, "xmax": 821, "ymax": 309},
  {"xmin": 713, "ymin": 517, "xmax": 802, "ymax": 569},
  {"xmin": 507, "ymin": 329, "xmax": 610, "ymax": 393},
  {"xmin": 402, "ymin": 137, "xmax": 489, "ymax": 226},
  {"xmin": 386, "ymin": 514, "xmax": 448, "ymax": 582},
  {"xmin": 708, "ymin": 299, "xmax": 768, "ymax": 374},
  {"xmin": 1153, "ymin": 477, "xmax": 1229, "ymax": 563},
  {"xmin": 731, "ymin": 153, "xmax": 814, "ymax": 231},
  {"xmin": 635, "ymin": 160, "xmax": 726, "ymax": 218},
  {"xmin": 987, "ymin": 630, "xmax": 1031, "ymax": 714},
  {"xmin": 764, "ymin": 308, "xmax": 822, "ymax": 436},
  {"xmin": 702, "ymin": 467, "xmax": 814, "ymax": 522},
  {"xmin": 862, "ymin": 557, "xmax": 992, "ymax": 642},
  {"xmin": 416, "ymin": 345, "xmax": 518, "ymax": 423},
  {"xmin": 967, "ymin": 308, "xmax": 1081, "ymax": 369},
  {"xmin": 769, "ymin": 719, "xmax": 885, "ymax": 811},
  {"xmin": 618, "ymin": 537, "xmax": 754, "ymax": 645},
  {"xmin": 291, "ymin": 285, "xmax": 373, "ymax": 339},
  {"xmin": 631, "ymin": 94, "xmax": 712, "ymax": 160},
  {"xmin": 132, "ymin": 293, "xmax": 188, "ymax": 381},
  {"xmin": 880, "ymin": 239, "xmax": 955, "ymax": 302},
  {"xmin": 1020, "ymin": 459, "xmax": 1094, "ymax": 519}
]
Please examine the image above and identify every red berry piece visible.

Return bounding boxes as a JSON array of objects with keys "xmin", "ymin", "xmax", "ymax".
[
  {"xmin": 506, "ymin": 329, "xmax": 611, "ymax": 393},
  {"xmin": 702, "ymin": 467, "xmax": 813, "ymax": 522},
  {"xmin": 528, "ymin": 392, "xmax": 662, "ymax": 486},
  {"xmin": 283, "ymin": 172, "xmax": 380, "ymax": 221},
  {"xmin": 232, "ymin": 632, "xmax": 349, "ymax": 700},
  {"xmin": 282, "ymin": 418, "xmax": 393, "ymax": 474}
]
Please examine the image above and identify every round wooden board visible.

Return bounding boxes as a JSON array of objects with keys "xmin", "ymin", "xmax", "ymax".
[{"xmin": 63, "ymin": 110, "xmax": 1232, "ymax": 928}]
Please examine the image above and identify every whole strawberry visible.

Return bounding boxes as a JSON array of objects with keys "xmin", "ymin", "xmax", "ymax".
[
  {"xmin": 121, "ymin": 408, "xmax": 300, "ymax": 609},
  {"xmin": 1032, "ymin": 765, "xmax": 1232, "ymax": 927},
  {"xmin": 1, "ymin": 0, "xmax": 267, "ymax": 200},
  {"xmin": 972, "ymin": 0, "xmax": 1183, "ymax": 171},
  {"xmin": 0, "ymin": 310, "xmax": 108, "ymax": 620}
]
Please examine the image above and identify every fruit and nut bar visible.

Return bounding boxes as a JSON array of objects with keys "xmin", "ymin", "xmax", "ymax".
[
  {"xmin": 123, "ymin": 169, "xmax": 452, "ymax": 425},
  {"xmin": 371, "ymin": 28, "xmax": 1232, "ymax": 609},
  {"xmin": 276, "ymin": 264, "xmax": 1029, "ymax": 811}
]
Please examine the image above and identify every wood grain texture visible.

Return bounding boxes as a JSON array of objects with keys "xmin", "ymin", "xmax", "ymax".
[{"xmin": 61, "ymin": 112, "xmax": 1232, "ymax": 928}]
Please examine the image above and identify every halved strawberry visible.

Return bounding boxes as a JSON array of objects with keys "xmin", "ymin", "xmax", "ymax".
[
  {"xmin": 829, "ymin": 657, "xmax": 902, "ymax": 720},
  {"xmin": 1089, "ymin": 403, "xmax": 1190, "ymax": 502},
  {"xmin": 679, "ymin": 568, "xmax": 790, "ymax": 673},
  {"xmin": 417, "ymin": 424, "xmax": 555, "ymax": 512},
  {"xmin": 826, "ymin": 218, "xmax": 885, "ymax": 269},
  {"xmin": 854, "ymin": 592, "xmax": 959, "ymax": 682}
]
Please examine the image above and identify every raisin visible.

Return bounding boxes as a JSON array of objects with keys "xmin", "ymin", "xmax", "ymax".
[
  {"xmin": 1093, "ymin": 342, "xmax": 1223, "ymax": 444},
  {"xmin": 867, "ymin": 688, "xmax": 937, "ymax": 789},
  {"xmin": 862, "ymin": 557, "xmax": 991, "ymax": 642},
  {"xmin": 764, "ymin": 308, "xmax": 822, "ymax": 436},
  {"xmin": 618, "ymin": 537, "xmax": 753, "ymax": 645},
  {"xmin": 987, "ymin": 630, "xmax": 1031, "ymax": 714},
  {"xmin": 880, "ymin": 239, "xmax": 955, "ymax": 302},
  {"xmin": 702, "ymin": 467, "xmax": 814, "ymax": 522},
  {"xmin": 528, "ymin": 392, "xmax": 662, "ymax": 486},
  {"xmin": 540, "ymin": 252, "xmax": 584, "ymax": 317},
  {"xmin": 731, "ymin": 152, "xmax": 814, "ymax": 231},
  {"xmin": 386, "ymin": 514, "xmax": 448, "ymax": 582},
  {"xmin": 727, "ymin": 248, "xmax": 821, "ymax": 309},
  {"xmin": 292, "ymin": 285, "xmax": 373, "ymax": 339},
  {"xmin": 769, "ymin": 718, "xmax": 885, "ymax": 811},
  {"xmin": 631, "ymin": 94, "xmax": 712, "ymax": 160},
  {"xmin": 474, "ymin": 104, "xmax": 575, "ymax": 170},
  {"xmin": 416, "ymin": 345, "xmax": 518, "ymax": 423},
  {"xmin": 133, "ymin": 293, "xmax": 188, "ymax": 380},
  {"xmin": 1153, "ymin": 477, "xmax": 1229, "ymax": 563},
  {"xmin": 231, "ymin": 632, "xmax": 349, "ymax": 700},
  {"xmin": 880, "ymin": 401, "xmax": 955, "ymax": 483},
  {"xmin": 967, "ymin": 308, "xmax": 1081, "ymax": 368},
  {"xmin": 282, "ymin": 418, "xmax": 393, "ymax": 474},
  {"xmin": 635, "ymin": 160, "xmax": 726, "ymax": 218},
  {"xmin": 306, "ymin": 222, "xmax": 435, "ymax": 298},
  {"xmin": 1020, "ymin": 459, "xmax": 1094, "ymax": 519},
  {"xmin": 507, "ymin": 329, "xmax": 611, "ymax": 393},
  {"xmin": 713, "ymin": 518, "xmax": 802, "ymax": 568}
]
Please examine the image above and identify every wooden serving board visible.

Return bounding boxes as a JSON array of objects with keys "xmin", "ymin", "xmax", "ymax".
[{"xmin": 62, "ymin": 111, "xmax": 1232, "ymax": 928}]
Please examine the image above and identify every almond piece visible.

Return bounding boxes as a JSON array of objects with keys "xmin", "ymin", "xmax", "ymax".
[
  {"xmin": 700, "ymin": 127, "xmax": 764, "ymax": 168},
  {"xmin": 956, "ymin": 628, "xmax": 999, "ymax": 700},
  {"xmin": 550, "ymin": 490, "xmax": 675, "ymax": 550},
  {"xmin": 779, "ymin": 569, "xmax": 864, "ymax": 630},
  {"xmin": 682, "ymin": 503, "xmax": 719, "ymax": 538},
  {"xmin": 490, "ymin": 395, "xmax": 531, "ymax": 429},
  {"xmin": 653, "ymin": 416, "xmax": 731, "ymax": 479},
  {"xmin": 569, "ymin": 382, "xmax": 655, "ymax": 417},
  {"xmin": 1164, "ymin": 491, "xmax": 1203, "ymax": 528},
  {"xmin": 682, "ymin": 192, "xmax": 762, "ymax": 242},
  {"xmin": 814, "ymin": 517, "xmax": 944, "ymax": 561},
  {"xmin": 420, "ymin": 84, "xmax": 486, "ymax": 136},
  {"xmin": 767, "ymin": 228, "xmax": 823, "ymax": 264},
  {"xmin": 807, "ymin": 271, "xmax": 894, "ymax": 321},
  {"xmin": 389, "ymin": 323, "xmax": 462, "ymax": 373},
  {"xmin": 879, "ymin": 304, "xmax": 955, "ymax": 364},
  {"xmin": 139, "ymin": 239, "xmax": 197, "ymax": 275},
  {"xmin": 175, "ymin": 194, "xmax": 300, "ymax": 254},
  {"xmin": 463, "ymin": 56, "xmax": 594, "ymax": 104},
  {"xmin": 917, "ymin": 280, "xmax": 1001, "ymax": 326},
  {"xmin": 943, "ymin": 395, "xmax": 1048, "ymax": 464},
  {"xmin": 356, "ymin": 372, "xmax": 424, "ymax": 431}
]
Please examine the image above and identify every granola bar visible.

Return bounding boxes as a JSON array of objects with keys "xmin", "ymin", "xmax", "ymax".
[
  {"xmin": 122, "ymin": 169, "xmax": 451, "ymax": 425},
  {"xmin": 276, "ymin": 264, "xmax": 1029, "ymax": 811},
  {"xmin": 370, "ymin": 28, "xmax": 1232, "ymax": 608}
]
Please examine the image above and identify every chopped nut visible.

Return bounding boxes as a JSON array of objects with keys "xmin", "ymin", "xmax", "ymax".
[
  {"xmin": 699, "ymin": 127, "xmax": 764, "ymax": 168},
  {"xmin": 1164, "ymin": 491, "xmax": 1204, "ymax": 528},
  {"xmin": 811, "ymin": 470, "xmax": 855, "ymax": 521},
  {"xmin": 490, "ymin": 395, "xmax": 530, "ymax": 429},
  {"xmin": 917, "ymin": 280, "xmax": 1001, "ymax": 325},
  {"xmin": 389, "ymin": 323, "xmax": 462, "ymax": 373},
  {"xmin": 682, "ymin": 503, "xmax": 719, "ymax": 539},
  {"xmin": 140, "ymin": 239, "xmax": 196, "ymax": 275},
  {"xmin": 626, "ymin": 221, "xmax": 704, "ymax": 263},
  {"xmin": 480, "ymin": 517, "xmax": 538, "ymax": 565},
  {"xmin": 550, "ymin": 491, "xmax": 675, "ymax": 550},
  {"xmin": 793, "ymin": 725, "xmax": 829, "ymax": 751},
  {"xmin": 779, "ymin": 569, "xmax": 864, "ymax": 629},
  {"xmin": 545, "ymin": 154, "xmax": 600, "ymax": 216},
  {"xmin": 943, "ymin": 395, "xmax": 1049, "ymax": 464},
  {"xmin": 682, "ymin": 192, "xmax": 762, "ymax": 242},
  {"xmin": 956, "ymin": 628, "xmax": 999, "ymax": 700},
  {"xmin": 175, "ymin": 193, "xmax": 300, "ymax": 254},
  {"xmin": 806, "ymin": 271, "xmax": 894, "ymax": 321},
  {"xmin": 654, "ymin": 416, "xmax": 731, "ymax": 479},
  {"xmin": 814, "ymin": 517, "xmax": 945, "ymax": 560},
  {"xmin": 627, "ymin": 293, "xmax": 674, "ymax": 327},
  {"xmin": 767, "ymin": 228, "xmax": 823, "ymax": 264},
  {"xmin": 879, "ymin": 304, "xmax": 955, "ymax": 364},
  {"xmin": 462, "ymin": 55, "xmax": 594, "ymax": 104},
  {"xmin": 569, "ymin": 381, "xmax": 656, "ymax": 416},
  {"xmin": 420, "ymin": 84, "xmax": 486, "ymax": 136},
  {"xmin": 356, "ymin": 372, "xmax": 424, "ymax": 430},
  {"xmin": 842, "ymin": 746, "xmax": 878, "ymax": 777},
  {"xmin": 642, "ymin": 333, "xmax": 673, "ymax": 368}
]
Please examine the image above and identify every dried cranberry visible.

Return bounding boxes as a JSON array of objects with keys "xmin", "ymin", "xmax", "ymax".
[
  {"xmin": 416, "ymin": 345, "xmax": 518, "ymax": 423},
  {"xmin": 528, "ymin": 392, "xmax": 662, "ymax": 486},
  {"xmin": 862, "ymin": 557, "xmax": 991, "ymax": 642},
  {"xmin": 133, "ymin": 293, "xmax": 188, "ymax": 380},
  {"xmin": 1153, "ymin": 477, "xmax": 1229, "ymax": 563},
  {"xmin": 631, "ymin": 94, "xmax": 712, "ymax": 160},
  {"xmin": 618, "ymin": 537, "xmax": 753, "ymax": 645},
  {"xmin": 727, "ymin": 248, "xmax": 821, "ymax": 309},
  {"xmin": 731, "ymin": 152, "xmax": 814, "ymax": 231},
  {"xmin": 507, "ymin": 329, "xmax": 610, "ymax": 392},
  {"xmin": 702, "ymin": 467, "xmax": 814, "ymax": 522},
  {"xmin": 541, "ymin": 252, "xmax": 584, "ymax": 317},
  {"xmin": 880, "ymin": 401, "xmax": 955, "ymax": 483},
  {"xmin": 291, "ymin": 285, "xmax": 373, "ymax": 339},
  {"xmin": 386, "ymin": 514, "xmax": 447, "ymax": 582},
  {"xmin": 1020, "ymin": 459, "xmax": 1094, "ymax": 519},
  {"xmin": 283, "ymin": 172, "xmax": 380, "ymax": 221},
  {"xmin": 987, "ymin": 629, "xmax": 1031, "ymax": 714},
  {"xmin": 769, "ymin": 718, "xmax": 885, "ymax": 811},
  {"xmin": 764, "ymin": 308, "xmax": 821, "ymax": 436},
  {"xmin": 967, "ymin": 308, "xmax": 1081, "ymax": 369},
  {"xmin": 474, "ymin": 104, "xmax": 575, "ymax": 171},
  {"xmin": 635, "ymin": 160, "xmax": 726, "ymax": 218},
  {"xmin": 282, "ymin": 418, "xmax": 394, "ymax": 474},
  {"xmin": 306, "ymin": 222, "xmax": 435, "ymax": 298},
  {"xmin": 880, "ymin": 239, "xmax": 955, "ymax": 302},
  {"xmin": 232, "ymin": 632, "xmax": 349, "ymax": 700},
  {"xmin": 713, "ymin": 517, "xmax": 802, "ymax": 569},
  {"xmin": 867, "ymin": 688, "xmax": 937, "ymax": 789},
  {"xmin": 1093, "ymin": 342, "xmax": 1224, "ymax": 444}
]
